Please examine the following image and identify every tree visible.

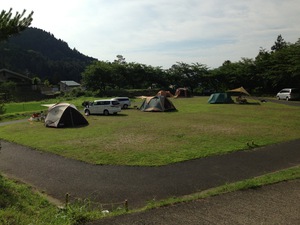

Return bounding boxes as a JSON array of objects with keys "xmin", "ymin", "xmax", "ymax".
[
  {"xmin": 167, "ymin": 62, "xmax": 209, "ymax": 93},
  {"xmin": 271, "ymin": 34, "xmax": 287, "ymax": 52},
  {"xmin": 81, "ymin": 61, "xmax": 114, "ymax": 92},
  {"xmin": 114, "ymin": 55, "xmax": 126, "ymax": 64},
  {"xmin": 0, "ymin": 8, "xmax": 33, "ymax": 41}
]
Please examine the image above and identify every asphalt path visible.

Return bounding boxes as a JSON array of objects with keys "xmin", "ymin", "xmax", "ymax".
[
  {"xmin": 0, "ymin": 139, "xmax": 299, "ymax": 209},
  {"xmin": 88, "ymin": 179, "xmax": 300, "ymax": 225},
  {"xmin": 261, "ymin": 98, "xmax": 300, "ymax": 106}
]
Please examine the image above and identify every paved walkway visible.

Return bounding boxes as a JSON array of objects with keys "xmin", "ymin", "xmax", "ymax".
[
  {"xmin": 0, "ymin": 139, "xmax": 299, "ymax": 209},
  {"xmin": 88, "ymin": 179, "xmax": 300, "ymax": 225}
]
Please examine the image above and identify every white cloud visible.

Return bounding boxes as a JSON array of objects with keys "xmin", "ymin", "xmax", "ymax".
[{"xmin": 1, "ymin": 0, "xmax": 300, "ymax": 68}]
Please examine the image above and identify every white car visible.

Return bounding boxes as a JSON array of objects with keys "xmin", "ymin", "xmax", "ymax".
[
  {"xmin": 111, "ymin": 97, "xmax": 131, "ymax": 109},
  {"xmin": 276, "ymin": 88, "xmax": 300, "ymax": 101},
  {"xmin": 84, "ymin": 99, "xmax": 121, "ymax": 116}
]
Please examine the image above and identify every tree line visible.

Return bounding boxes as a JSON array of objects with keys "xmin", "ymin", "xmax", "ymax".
[
  {"xmin": 82, "ymin": 35, "xmax": 300, "ymax": 95},
  {"xmin": 1, "ymin": 8, "xmax": 299, "ymax": 97}
]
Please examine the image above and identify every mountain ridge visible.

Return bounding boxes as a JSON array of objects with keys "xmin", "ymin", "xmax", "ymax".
[{"xmin": 0, "ymin": 27, "xmax": 97, "ymax": 83}]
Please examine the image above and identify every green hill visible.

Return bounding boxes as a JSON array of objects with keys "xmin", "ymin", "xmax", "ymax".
[{"xmin": 0, "ymin": 27, "xmax": 97, "ymax": 83}]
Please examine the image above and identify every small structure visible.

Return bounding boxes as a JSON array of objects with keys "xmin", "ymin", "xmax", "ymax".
[
  {"xmin": 59, "ymin": 81, "xmax": 81, "ymax": 92},
  {"xmin": 44, "ymin": 103, "xmax": 88, "ymax": 128},
  {"xmin": 227, "ymin": 86, "xmax": 250, "ymax": 96},
  {"xmin": 174, "ymin": 88, "xmax": 191, "ymax": 98},
  {"xmin": 139, "ymin": 96, "xmax": 177, "ymax": 112},
  {"xmin": 227, "ymin": 87, "xmax": 250, "ymax": 104},
  {"xmin": 0, "ymin": 68, "xmax": 32, "ymax": 84},
  {"xmin": 156, "ymin": 90, "xmax": 174, "ymax": 97},
  {"xmin": 208, "ymin": 93, "xmax": 234, "ymax": 104}
]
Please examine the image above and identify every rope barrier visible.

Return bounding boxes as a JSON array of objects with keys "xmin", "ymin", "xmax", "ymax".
[{"xmin": 64, "ymin": 193, "xmax": 129, "ymax": 212}]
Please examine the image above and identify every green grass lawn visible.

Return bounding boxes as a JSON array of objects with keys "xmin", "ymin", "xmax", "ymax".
[
  {"xmin": 0, "ymin": 174, "xmax": 101, "ymax": 225},
  {"xmin": 1, "ymin": 97, "xmax": 300, "ymax": 224},
  {"xmin": 0, "ymin": 97, "xmax": 299, "ymax": 166}
]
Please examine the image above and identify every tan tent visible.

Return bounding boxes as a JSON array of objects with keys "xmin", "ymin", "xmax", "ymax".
[
  {"xmin": 139, "ymin": 96, "xmax": 176, "ymax": 112},
  {"xmin": 227, "ymin": 87, "xmax": 250, "ymax": 96},
  {"xmin": 156, "ymin": 90, "xmax": 174, "ymax": 97},
  {"xmin": 45, "ymin": 103, "xmax": 88, "ymax": 128},
  {"xmin": 174, "ymin": 88, "xmax": 191, "ymax": 98}
]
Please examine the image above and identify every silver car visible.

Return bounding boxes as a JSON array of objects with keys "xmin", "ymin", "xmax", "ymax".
[
  {"xmin": 111, "ymin": 97, "xmax": 131, "ymax": 109},
  {"xmin": 276, "ymin": 88, "xmax": 300, "ymax": 101}
]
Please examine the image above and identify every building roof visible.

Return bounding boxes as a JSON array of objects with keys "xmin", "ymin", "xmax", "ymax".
[
  {"xmin": 0, "ymin": 68, "xmax": 32, "ymax": 82},
  {"xmin": 60, "ymin": 81, "xmax": 81, "ymax": 86}
]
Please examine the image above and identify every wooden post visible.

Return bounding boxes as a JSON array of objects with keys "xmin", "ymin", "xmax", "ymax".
[
  {"xmin": 65, "ymin": 193, "xmax": 70, "ymax": 208},
  {"xmin": 124, "ymin": 199, "xmax": 128, "ymax": 212}
]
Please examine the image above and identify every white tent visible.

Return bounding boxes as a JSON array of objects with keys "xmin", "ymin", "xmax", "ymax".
[{"xmin": 45, "ymin": 103, "xmax": 88, "ymax": 128}]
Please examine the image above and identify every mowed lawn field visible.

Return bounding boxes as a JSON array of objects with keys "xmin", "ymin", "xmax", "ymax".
[{"xmin": 0, "ymin": 97, "xmax": 299, "ymax": 166}]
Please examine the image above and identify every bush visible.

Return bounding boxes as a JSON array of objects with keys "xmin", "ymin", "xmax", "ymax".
[{"xmin": 0, "ymin": 101, "xmax": 6, "ymax": 115}]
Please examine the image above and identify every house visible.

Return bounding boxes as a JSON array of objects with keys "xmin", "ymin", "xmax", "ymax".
[
  {"xmin": 59, "ymin": 81, "xmax": 81, "ymax": 92},
  {"xmin": 0, "ymin": 68, "xmax": 35, "ymax": 101},
  {"xmin": 0, "ymin": 68, "xmax": 32, "ymax": 84}
]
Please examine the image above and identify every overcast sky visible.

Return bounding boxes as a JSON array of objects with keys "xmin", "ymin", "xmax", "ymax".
[{"xmin": 2, "ymin": 0, "xmax": 300, "ymax": 69}]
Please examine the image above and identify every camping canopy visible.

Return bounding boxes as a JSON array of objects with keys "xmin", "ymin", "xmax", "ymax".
[
  {"xmin": 227, "ymin": 86, "xmax": 250, "ymax": 96},
  {"xmin": 208, "ymin": 93, "xmax": 234, "ymax": 104},
  {"xmin": 45, "ymin": 103, "xmax": 88, "ymax": 128},
  {"xmin": 139, "ymin": 96, "xmax": 176, "ymax": 112}
]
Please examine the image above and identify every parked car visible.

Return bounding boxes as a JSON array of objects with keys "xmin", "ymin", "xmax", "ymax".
[
  {"xmin": 84, "ymin": 99, "xmax": 121, "ymax": 116},
  {"xmin": 276, "ymin": 88, "xmax": 300, "ymax": 101},
  {"xmin": 111, "ymin": 97, "xmax": 131, "ymax": 109}
]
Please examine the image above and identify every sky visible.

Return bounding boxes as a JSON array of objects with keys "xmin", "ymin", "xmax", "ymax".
[{"xmin": 2, "ymin": 0, "xmax": 300, "ymax": 69}]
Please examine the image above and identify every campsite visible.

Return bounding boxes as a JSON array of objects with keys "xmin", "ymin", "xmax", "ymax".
[
  {"xmin": 0, "ymin": 95, "xmax": 300, "ymax": 224},
  {"xmin": 1, "ymin": 96, "xmax": 299, "ymax": 166}
]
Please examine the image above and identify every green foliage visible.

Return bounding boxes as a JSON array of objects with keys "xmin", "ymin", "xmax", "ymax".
[
  {"xmin": 254, "ymin": 38, "xmax": 300, "ymax": 92},
  {"xmin": 0, "ymin": 8, "xmax": 33, "ymax": 41},
  {"xmin": 82, "ymin": 61, "xmax": 115, "ymax": 92},
  {"xmin": 59, "ymin": 88, "xmax": 88, "ymax": 100},
  {"xmin": 0, "ymin": 27, "xmax": 96, "ymax": 83},
  {"xmin": 0, "ymin": 81, "xmax": 17, "ymax": 101},
  {"xmin": 1, "ymin": 32, "xmax": 300, "ymax": 96},
  {"xmin": 32, "ymin": 76, "xmax": 41, "ymax": 85},
  {"xmin": 0, "ymin": 174, "xmax": 107, "ymax": 224},
  {"xmin": 82, "ymin": 35, "xmax": 300, "ymax": 95},
  {"xmin": 82, "ymin": 60, "xmax": 167, "ymax": 92},
  {"xmin": 271, "ymin": 34, "xmax": 287, "ymax": 52},
  {"xmin": 167, "ymin": 62, "xmax": 209, "ymax": 92},
  {"xmin": 0, "ymin": 101, "xmax": 5, "ymax": 115}
]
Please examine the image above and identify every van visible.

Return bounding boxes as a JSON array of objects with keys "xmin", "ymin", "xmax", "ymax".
[
  {"xmin": 276, "ymin": 88, "xmax": 300, "ymax": 101},
  {"xmin": 84, "ymin": 99, "xmax": 121, "ymax": 116},
  {"xmin": 111, "ymin": 97, "xmax": 131, "ymax": 109}
]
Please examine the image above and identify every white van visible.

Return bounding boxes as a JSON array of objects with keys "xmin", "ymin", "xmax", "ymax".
[
  {"xmin": 84, "ymin": 99, "xmax": 121, "ymax": 116},
  {"xmin": 276, "ymin": 88, "xmax": 300, "ymax": 101},
  {"xmin": 111, "ymin": 97, "xmax": 131, "ymax": 109}
]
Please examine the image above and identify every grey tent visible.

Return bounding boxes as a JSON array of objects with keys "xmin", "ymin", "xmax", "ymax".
[
  {"xmin": 208, "ymin": 93, "xmax": 234, "ymax": 104},
  {"xmin": 45, "ymin": 103, "xmax": 88, "ymax": 128},
  {"xmin": 139, "ymin": 96, "xmax": 176, "ymax": 112}
]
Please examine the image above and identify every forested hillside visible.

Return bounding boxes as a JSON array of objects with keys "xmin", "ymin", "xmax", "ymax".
[
  {"xmin": 0, "ymin": 27, "xmax": 299, "ymax": 96},
  {"xmin": 0, "ymin": 27, "xmax": 96, "ymax": 83}
]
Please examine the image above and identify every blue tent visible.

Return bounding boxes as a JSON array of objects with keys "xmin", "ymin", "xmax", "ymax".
[{"xmin": 208, "ymin": 93, "xmax": 234, "ymax": 104}]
